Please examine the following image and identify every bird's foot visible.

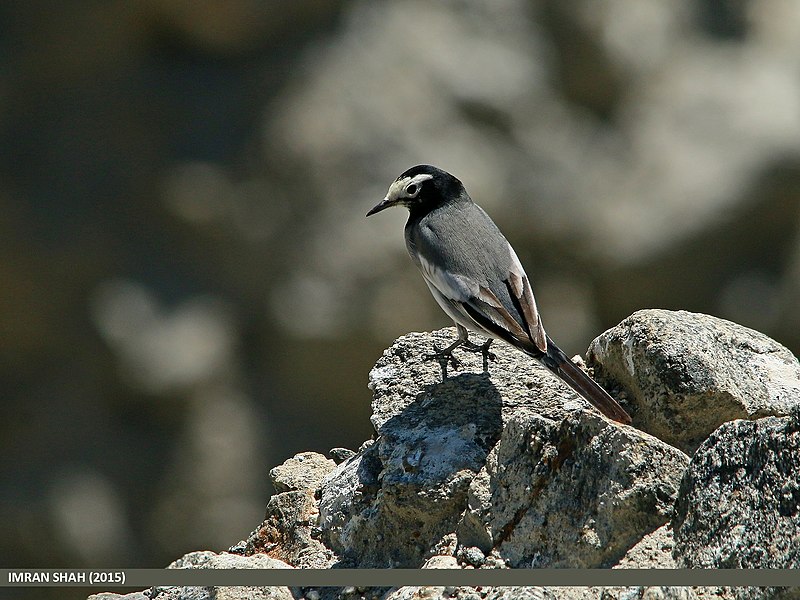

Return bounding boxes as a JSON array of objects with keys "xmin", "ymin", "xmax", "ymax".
[
  {"xmin": 425, "ymin": 338, "xmax": 496, "ymax": 371},
  {"xmin": 462, "ymin": 338, "xmax": 497, "ymax": 363},
  {"xmin": 426, "ymin": 342, "xmax": 463, "ymax": 369}
]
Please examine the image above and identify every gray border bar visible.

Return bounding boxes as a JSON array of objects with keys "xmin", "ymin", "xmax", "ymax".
[{"xmin": 2, "ymin": 569, "xmax": 800, "ymax": 588}]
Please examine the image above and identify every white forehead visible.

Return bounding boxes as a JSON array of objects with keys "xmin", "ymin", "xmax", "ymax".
[{"xmin": 385, "ymin": 173, "xmax": 434, "ymax": 201}]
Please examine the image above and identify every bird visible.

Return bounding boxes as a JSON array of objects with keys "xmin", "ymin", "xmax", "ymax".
[{"xmin": 366, "ymin": 164, "xmax": 632, "ymax": 424}]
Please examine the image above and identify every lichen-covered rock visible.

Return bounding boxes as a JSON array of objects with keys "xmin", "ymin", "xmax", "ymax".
[
  {"xmin": 457, "ymin": 410, "xmax": 689, "ymax": 568},
  {"xmin": 672, "ymin": 415, "xmax": 800, "ymax": 569},
  {"xmin": 98, "ymin": 551, "xmax": 295, "ymax": 600},
  {"xmin": 121, "ymin": 587, "xmax": 292, "ymax": 600},
  {"xmin": 386, "ymin": 586, "xmax": 556, "ymax": 600},
  {"xmin": 588, "ymin": 309, "xmax": 800, "ymax": 452},
  {"xmin": 235, "ymin": 489, "xmax": 334, "ymax": 569},
  {"xmin": 268, "ymin": 451, "xmax": 336, "ymax": 493},
  {"xmin": 91, "ymin": 313, "xmax": 800, "ymax": 600},
  {"xmin": 320, "ymin": 327, "xmax": 617, "ymax": 567},
  {"xmin": 613, "ymin": 524, "xmax": 676, "ymax": 569}
]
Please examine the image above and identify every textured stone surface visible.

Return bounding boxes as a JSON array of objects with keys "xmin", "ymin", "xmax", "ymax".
[
  {"xmin": 589, "ymin": 309, "xmax": 800, "ymax": 452},
  {"xmin": 613, "ymin": 524, "xmax": 676, "ymax": 569},
  {"xmin": 268, "ymin": 451, "xmax": 336, "ymax": 493},
  {"xmin": 90, "ymin": 313, "xmax": 800, "ymax": 600},
  {"xmin": 320, "ymin": 327, "xmax": 622, "ymax": 567},
  {"xmin": 457, "ymin": 410, "xmax": 688, "ymax": 568},
  {"xmin": 386, "ymin": 587, "xmax": 556, "ymax": 600},
  {"xmin": 368, "ymin": 328, "xmax": 611, "ymax": 432},
  {"xmin": 88, "ymin": 594, "xmax": 150, "ymax": 600},
  {"xmin": 87, "ymin": 551, "xmax": 295, "ymax": 600},
  {"xmin": 318, "ymin": 423, "xmax": 485, "ymax": 567},
  {"xmin": 167, "ymin": 550, "xmax": 292, "ymax": 570},
  {"xmin": 235, "ymin": 489, "xmax": 334, "ymax": 569},
  {"xmin": 107, "ymin": 588, "xmax": 292, "ymax": 600},
  {"xmin": 673, "ymin": 415, "xmax": 800, "ymax": 569}
]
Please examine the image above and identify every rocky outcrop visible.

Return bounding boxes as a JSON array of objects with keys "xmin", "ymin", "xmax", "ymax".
[
  {"xmin": 673, "ymin": 414, "xmax": 800, "ymax": 569},
  {"xmin": 588, "ymin": 309, "xmax": 800, "ymax": 453},
  {"xmin": 91, "ymin": 310, "xmax": 800, "ymax": 600},
  {"xmin": 457, "ymin": 410, "xmax": 687, "ymax": 568},
  {"xmin": 88, "ymin": 551, "xmax": 294, "ymax": 600}
]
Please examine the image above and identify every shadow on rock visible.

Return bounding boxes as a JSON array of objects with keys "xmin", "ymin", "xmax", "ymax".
[{"xmin": 318, "ymin": 372, "xmax": 503, "ymax": 567}]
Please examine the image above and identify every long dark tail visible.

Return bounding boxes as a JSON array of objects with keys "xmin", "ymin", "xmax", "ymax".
[{"xmin": 537, "ymin": 336, "xmax": 632, "ymax": 424}]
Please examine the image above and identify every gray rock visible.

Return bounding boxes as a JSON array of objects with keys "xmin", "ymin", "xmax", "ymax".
[
  {"xmin": 92, "ymin": 552, "xmax": 295, "ymax": 600},
  {"xmin": 268, "ymin": 451, "xmax": 336, "ymax": 493},
  {"xmin": 613, "ymin": 524, "xmax": 676, "ymax": 569},
  {"xmin": 672, "ymin": 415, "xmax": 800, "ymax": 569},
  {"xmin": 459, "ymin": 545, "xmax": 486, "ymax": 567},
  {"xmin": 91, "ymin": 314, "xmax": 800, "ymax": 600},
  {"xmin": 692, "ymin": 590, "xmax": 800, "ymax": 600},
  {"xmin": 421, "ymin": 554, "xmax": 459, "ymax": 569},
  {"xmin": 321, "ymin": 327, "xmax": 608, "ymax": 567},
  {"xmin": 589, "ymin": 309, "xmax": 800, "ymax": 452},
  {"xmin": 458, "ymin": 410, "xmax": 688, "ymax": 568},
  {"xmin": 549, "ymin": 586, "xmax": 699, "ymax": 600},
  {"xmin": 236, "ymin": 489, "xmax": 334, "ymax": 569},
  {"xmin": 600, "ymin": 589, "xmax": 696, "ymax": 600},
  {"xmin": 329, "ymin": 447, "xmax": 356, "ymax": 463},
  {"xmin": 88, "ymin": 594, "xmax": 150, "ymax": 600},
  {"xmin": 167, "ymin": 550, "xmax": 292, "ymax": 570},
  {"xmin": 134, "ymin": 587, "xmax": 292, "ymax": 600},
  {"xmin": 369, "ymin": 327, "xmax": 606, "ymax": 431},
  {"xmin": 319, "ymin": 419, "xmax": 482, "ymax": 567},
  {"xmin": 386, "ymin": 587, "xmax": 556, "ymax": 600},
  {"xmin": 317, "ymin": 440, "xmax": 382, "ymax": 563}
]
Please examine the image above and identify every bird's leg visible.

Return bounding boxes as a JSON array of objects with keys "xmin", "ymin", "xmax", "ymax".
[
  {"xmin": 426, "ymin": 324, "xmax": 472, "ymax": 369},
  {"xmin": 426, "ymin": 325, "xmax": 497, "ymax": 370},
  {"xmin": 461, "ymin": 337, "xmax": 497, "ymax": 362}
]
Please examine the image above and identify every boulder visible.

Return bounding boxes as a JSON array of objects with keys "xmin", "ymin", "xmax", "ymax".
[{"xmin": 589, "ymin": 309, "xmax": 800, "ymax": 452}]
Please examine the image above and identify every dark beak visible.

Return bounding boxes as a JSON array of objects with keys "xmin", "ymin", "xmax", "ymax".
[{"xmin": 366, "ymin": 196, "xmax": 394, "ymax": 217}]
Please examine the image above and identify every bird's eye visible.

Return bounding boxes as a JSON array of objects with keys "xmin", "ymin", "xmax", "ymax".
[{"xmin": 405, "ymin": 183, "xmax": 419, "ymax": 196}]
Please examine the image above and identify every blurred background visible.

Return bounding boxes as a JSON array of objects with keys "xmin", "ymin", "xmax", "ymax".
[{"xmin": 3, "ymin": 0, "xmax": 800, "ymax": 596}]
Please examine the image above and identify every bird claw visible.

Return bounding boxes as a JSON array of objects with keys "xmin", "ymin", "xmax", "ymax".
[
  {"xmin": 426, "ymin": 345, "xmax": 461, "ymax": 369},
  {"xmin": 462, "ymin": 339, "xmax": 497, "ymax": 363},
  {"xmin": 424, "ymin": 338, "xmax": 496, "ymax": 372}
]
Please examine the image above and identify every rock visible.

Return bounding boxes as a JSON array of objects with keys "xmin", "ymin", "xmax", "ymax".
[
  {"xmin": 130, "ymin": 587, "xmax": 292, "ymax": 600},
  {"xmin": 167, "ymin": 550, "xmax": 292, "ymax": 570},
  {"xmin": 329, "ymin": 447, "xmax": 356, "ymax": 463},
  {"xmin": 672, "ymin": 415, "xmax": 800, "ymax": 569},
  {"xmin": 92, "ymin": 551, "xmax": 295, "ymax": 600},
  {"xmin": 458, "ymin": 545, "xmax": 486, "ymax": 567},
  {"xmin": 385, "ymin": 587, "xmax": 700, "ymax": 600},
  {"xmin": 268, "ymin": 451, "xmax": 336, "ymax": 493},
  {"xmin": 589, "ymin": 309, "xmax": 800, "ymax": 452},
  {"xmin": 421, "ymin": 554, "xmax": 459, "ymax": 569},
  {"xmin": 386, "ymin": 587, "xmax": 556, "ymax": 600},
  {"xmin": 550, "ymin": 583, "xmax": 697, "ymax": 600},
  {"xmin": 457, "ymin": 410, "xmax": 689, "ymax": 568},
  {"xmin": 89, "ymin": 550, "xmax": 294, "ymax": 600},
  {"xmin": 319, "ymin": 421, "xmax": 483, "ymax": 567},
  {"xmin": 163, "ymin": 551, "xmax": 293, "ymax": 600},
  {"xmin": 235, "ymin": 489, "xmax": 334, "ymax": 569},
  {"xmin": 245, "ymin": 451, "xmax": 336, "ymax": 569},
  {"xmin": 613, "ymin": 524, "xmax": 676, "ymax": 569},
  {"xmin": 368, "ymin": 328, "xmax": 600, "ymax": 432},
  {"xmin": 600, "ymin": 589, "xmax": 696, "ymax": 600},
  {"xmin": 320, "ymin": 327, "xmax": 612, "ymax": 567},
  {"xmin": 88, "ymin": 594, "xmax": 150, "ymax": 600},
  {"xmin": 90, "ymin": 314, "xmax": 800, "ymax": 600}
]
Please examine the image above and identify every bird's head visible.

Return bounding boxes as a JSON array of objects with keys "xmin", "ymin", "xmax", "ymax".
[{"xmin": 366, "ymin": 165, "xmax": 465, "ymax": 217}]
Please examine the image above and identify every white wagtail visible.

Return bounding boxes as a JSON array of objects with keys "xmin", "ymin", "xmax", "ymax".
[{"xmin": 367, "ymin": 164, "xmax": 632, "ymax": 424}]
